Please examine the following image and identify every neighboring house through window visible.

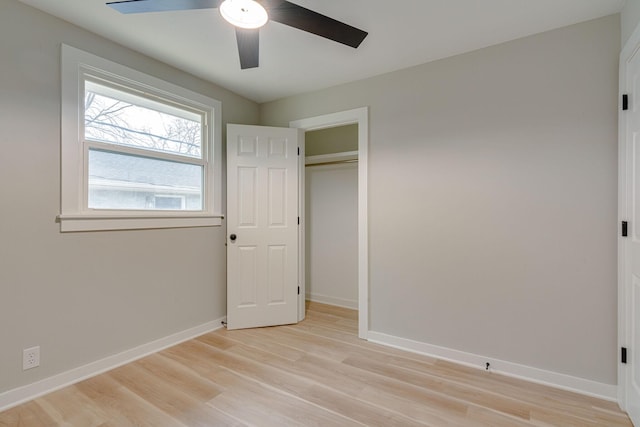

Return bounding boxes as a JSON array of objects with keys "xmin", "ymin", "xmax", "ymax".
[{"xmin": 59, "ymin": 45, "xmax": 222, "ymax": 232}]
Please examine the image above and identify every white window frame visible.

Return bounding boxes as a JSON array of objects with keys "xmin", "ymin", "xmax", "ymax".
[{"xmin": 59, "ymin": 45, "xmax": 222, "ymax": 232}]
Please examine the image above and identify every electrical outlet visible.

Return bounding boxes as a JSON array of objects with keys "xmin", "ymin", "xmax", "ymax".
[{"xmin": 23, "ymin": 346, "xmax": 40, "ymax": 370}]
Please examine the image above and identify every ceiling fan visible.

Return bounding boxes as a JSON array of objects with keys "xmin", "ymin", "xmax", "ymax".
[{"xmin": 106, "ymin": 0, "xmax": 368, "ymax": 69}]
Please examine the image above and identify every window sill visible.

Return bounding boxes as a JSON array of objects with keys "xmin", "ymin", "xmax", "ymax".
[{"xmin": 57, "ymin": 213, "xmax": 223, "ymax": 232}]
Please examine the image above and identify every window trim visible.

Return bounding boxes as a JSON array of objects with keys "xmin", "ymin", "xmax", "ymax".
[{"xmin": 59, "ymin": 44, "xmax": 222, "ymax": 232}]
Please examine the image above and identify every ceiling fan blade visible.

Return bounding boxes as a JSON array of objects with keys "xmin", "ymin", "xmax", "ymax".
[
  {"xmin": 107, "ymin": 0, "xmax": 220, "ymax": 14},
  {"xmin": 236, "ymin": 28, "xmax": 260, "ymax": 69},
  {"xmin": 265, "ymin": 0, "xmax": 367, "ymax": 48}
]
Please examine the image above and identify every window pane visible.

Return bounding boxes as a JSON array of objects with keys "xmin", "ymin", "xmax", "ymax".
[
  {"xmin": 85, "ymin": 81, "xmax": 202, "ymax": 158},
  {"xmin": 88, "ymin": 149, "xmax": 203, "ymax": 211}
]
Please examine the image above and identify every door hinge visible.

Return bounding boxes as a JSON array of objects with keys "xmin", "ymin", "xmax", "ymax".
[
  {"xmin": 297, "ymin": 147, "xmax": 300, "ymax": 156},
  {"xmin": 622, "ymin": 347, "xmax": 628, "ymax": 364},
  {"xmin": 623, "ymin": 94, "xmax": 629, "ymax": 111},
  {"xmin": 622, "ymin": 221, "xmax": 628, "ymax": 237},
  {"xmin": 298, "ymin": 286, "xmax": 300, "ymax": 295},
  {"xmin": 298, "ymin": 216, "xmax": 300, "ymax": 225}
]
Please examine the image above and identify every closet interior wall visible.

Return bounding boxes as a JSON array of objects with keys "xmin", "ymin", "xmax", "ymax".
[{"xmin": 305, "ymin": 125, "xmax": 359, "ymax": 309}]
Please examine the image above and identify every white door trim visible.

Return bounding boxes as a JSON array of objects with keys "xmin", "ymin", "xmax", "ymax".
[
  {"xmin": 619, "ymin": 22, "xmax": 640, "ymax": 412},
  {"xmin": 290, "ymin": 107, "xmax": 369, "ymax": 339}
]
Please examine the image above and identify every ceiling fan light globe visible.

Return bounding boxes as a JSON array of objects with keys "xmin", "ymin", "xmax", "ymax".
[{"xmin": 219, "ymin": 0, "xmax": 268, "ymax": 29}]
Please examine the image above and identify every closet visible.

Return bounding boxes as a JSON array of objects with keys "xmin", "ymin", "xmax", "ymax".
[{"xmin": 304, "ymin": 124, "xmax": 358, "ymax": 309}]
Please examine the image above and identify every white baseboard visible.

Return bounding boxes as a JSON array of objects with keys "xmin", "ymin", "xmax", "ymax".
[
  {"xmin": 306, "ymin": 293, "xmax": 358, "ymax": 310},
  {"xmin": 0, "ymin": 317, "xmax": 226, "ymax": 412},
  {"xmin": 367, "ymin": 331, "xmax": 617, "ymax": 401}
]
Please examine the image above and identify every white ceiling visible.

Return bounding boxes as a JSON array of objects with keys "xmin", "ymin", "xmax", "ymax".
[{"xmin": 20, "ymin": 0, "xmax": 625, "ymax": 103}]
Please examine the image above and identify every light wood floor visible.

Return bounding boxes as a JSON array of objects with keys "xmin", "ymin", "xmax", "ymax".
[{"xmin": 0, "ymin": 302, "xmax": 632, "ymax": 426}]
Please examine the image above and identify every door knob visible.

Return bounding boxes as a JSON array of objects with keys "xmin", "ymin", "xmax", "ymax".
[{"xmin": 230, "ymin": 234, "xmax": 237, "ymax": 241}]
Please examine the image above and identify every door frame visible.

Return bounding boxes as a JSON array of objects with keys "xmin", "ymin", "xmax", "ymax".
[
  {"xmin": 290, "ymin": 107, "xmax": 369, "ymax": 339},
  {"xmin": 618, "ymin": 21, "xmax": 640, "ymax": 411}
]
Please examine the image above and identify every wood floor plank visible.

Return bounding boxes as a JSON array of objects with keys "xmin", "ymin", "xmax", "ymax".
[
  {"xmin": 227, "ymin": 344, "xmax": 471, "ymax": 426},
  {"xmin": 182, "ymin": 340, "xmax": 429, "ymax": 426},
  {"xmin": 343, "ymin": 353, "xmax": 536, "ymax": 419},
  {"xmin": 0, "ymin": 400, "xmax": 58, "ymax": 427},
  {"xmin": 433, "ymin": 358, "xmax": 619, "ymax": 413},
  {"xmin": 134, "ymin": 353, "xmax": 224, "ymax": 402},
  {"xmin": 222, "ymin": 337, "xmax": 581, "ymax": 427},
  {"xmin": 74, "ymin": 375, "xmax": 185, "ymax": 427},
  {"xmin": 413, "ymin": 359, "xmax": 621, "ymax": 424},
  {"xmin": 108, "ymin": 362, "xmax": 241, "ymax": 427},
  {"xmin": 292, "ymin": 354, "xmax": 489, "ymax": 427},
  {"xmin": 207, "ymin": 328, "xmax": 308, "ymax": 362},
  {"xmin": 464, "ymin": 406, "xmax": 535, "ymax": 427},
  {"xmin": 236, "ymin": 326, "xmax": 353, "ymax": 362},
  {"xmin": 207, "ymin": 369, "xmax": 361, "ymax": 427},
  {"xmin": 283, "ymin": 320, "xmax": 443, "ymax": 364},
  {"xmin": 32, "ymin": 384, "xmax": 110, "ymax": 426},
  {"xmin": 0, "ymin": 302, "xmax": 633, "ymax": 427}
]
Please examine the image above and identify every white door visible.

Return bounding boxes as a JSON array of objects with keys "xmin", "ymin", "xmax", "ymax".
[
  {"xmin": 226, "ymin": 124, "xmax": 300, "ymax": 330},
  {"xmin": 622, "ymin": 43, "xmax": 640, "ymax": 426}
]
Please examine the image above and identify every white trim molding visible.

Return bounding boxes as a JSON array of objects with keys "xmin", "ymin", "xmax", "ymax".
[
  {"xmin": 368, "ymin": 331, "xmax": 618, "ymax": 401},
  {"xmin": 58, "ymin": 214, "xmax": 223, "ymax": 232},
  {"xmin": 290, "ymin": 107, "xmax": 369, "ymax": 340},
  {"xmin": 0, "ymin": 317, "xmax": 226, "ymax": 412},
  {"xmin": 618, "ymin": 15, "xmax": 640, "ymax": 415}
]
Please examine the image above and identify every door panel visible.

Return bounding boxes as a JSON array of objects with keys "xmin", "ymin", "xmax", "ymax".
[
  {"xmin": 268, "ymin": 245, "xmax": 287, "ymax": 304},
  {"xmin": 269, "ymin": 168, "xmax": 287, "ymax": 226},
  {"xmin": 227, "ymin": 124, "xmax": 299, "ymax": 330},
  {"xmin": 268, "ymin": 137, "xmax": 288, "ymax": 158},
  {"xmin": 238, "ymin": 167, "xmax": 257, "ymax": 226},
  {"xmin": 238, "ymin": 246, "xmax": 257, "ymax": 307}
]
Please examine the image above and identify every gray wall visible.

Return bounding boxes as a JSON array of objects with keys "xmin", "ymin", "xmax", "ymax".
[
  {"xmin": 0, "ymin": 1, "xmax": 258, "ymax": 394},
  {"xmin": 306, "ymin": 124, "xmax": 358, "ymax": 156},
  {"xmin": 622, "ymin": 0, "xmax": 640, "ymax": 46},
  {"xmin": 306, "ymin": 163, "xmax": 359, "ymax": 308},
  {"xmin": 261, "ymin": 15, "xmax": 620, "ymax": 384}
]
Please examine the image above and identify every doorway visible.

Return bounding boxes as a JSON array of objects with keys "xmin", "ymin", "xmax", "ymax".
[
  {"xmin": 305, "ymin": 124, "xmax": 359, "ymax": 310},
  {"xmin": 290, "ymin": 107, "xmax": 369, "ymax": 339}
]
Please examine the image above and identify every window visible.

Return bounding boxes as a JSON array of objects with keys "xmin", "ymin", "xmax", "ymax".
[
  {"xmin": 154, "ymin": 195, "xmax": 186, "ymax": 210},
  {"xmin": 60, "ymin": 45, "xmax": 222, "ymax": 231}
]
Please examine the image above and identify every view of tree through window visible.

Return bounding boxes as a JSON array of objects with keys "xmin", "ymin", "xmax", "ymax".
[
  {"xmin": 84, "ymin": 81, "xmax": 202, "ymax": 158},
  {"xmin": 83, "ymin": 81, "xmax": 205, "ymax": 211}
]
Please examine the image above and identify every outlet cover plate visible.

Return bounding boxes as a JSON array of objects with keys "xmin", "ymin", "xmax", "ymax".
[{"xmin": 23, "ymin": 346, "xmax": 40, "ymax": 370}]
